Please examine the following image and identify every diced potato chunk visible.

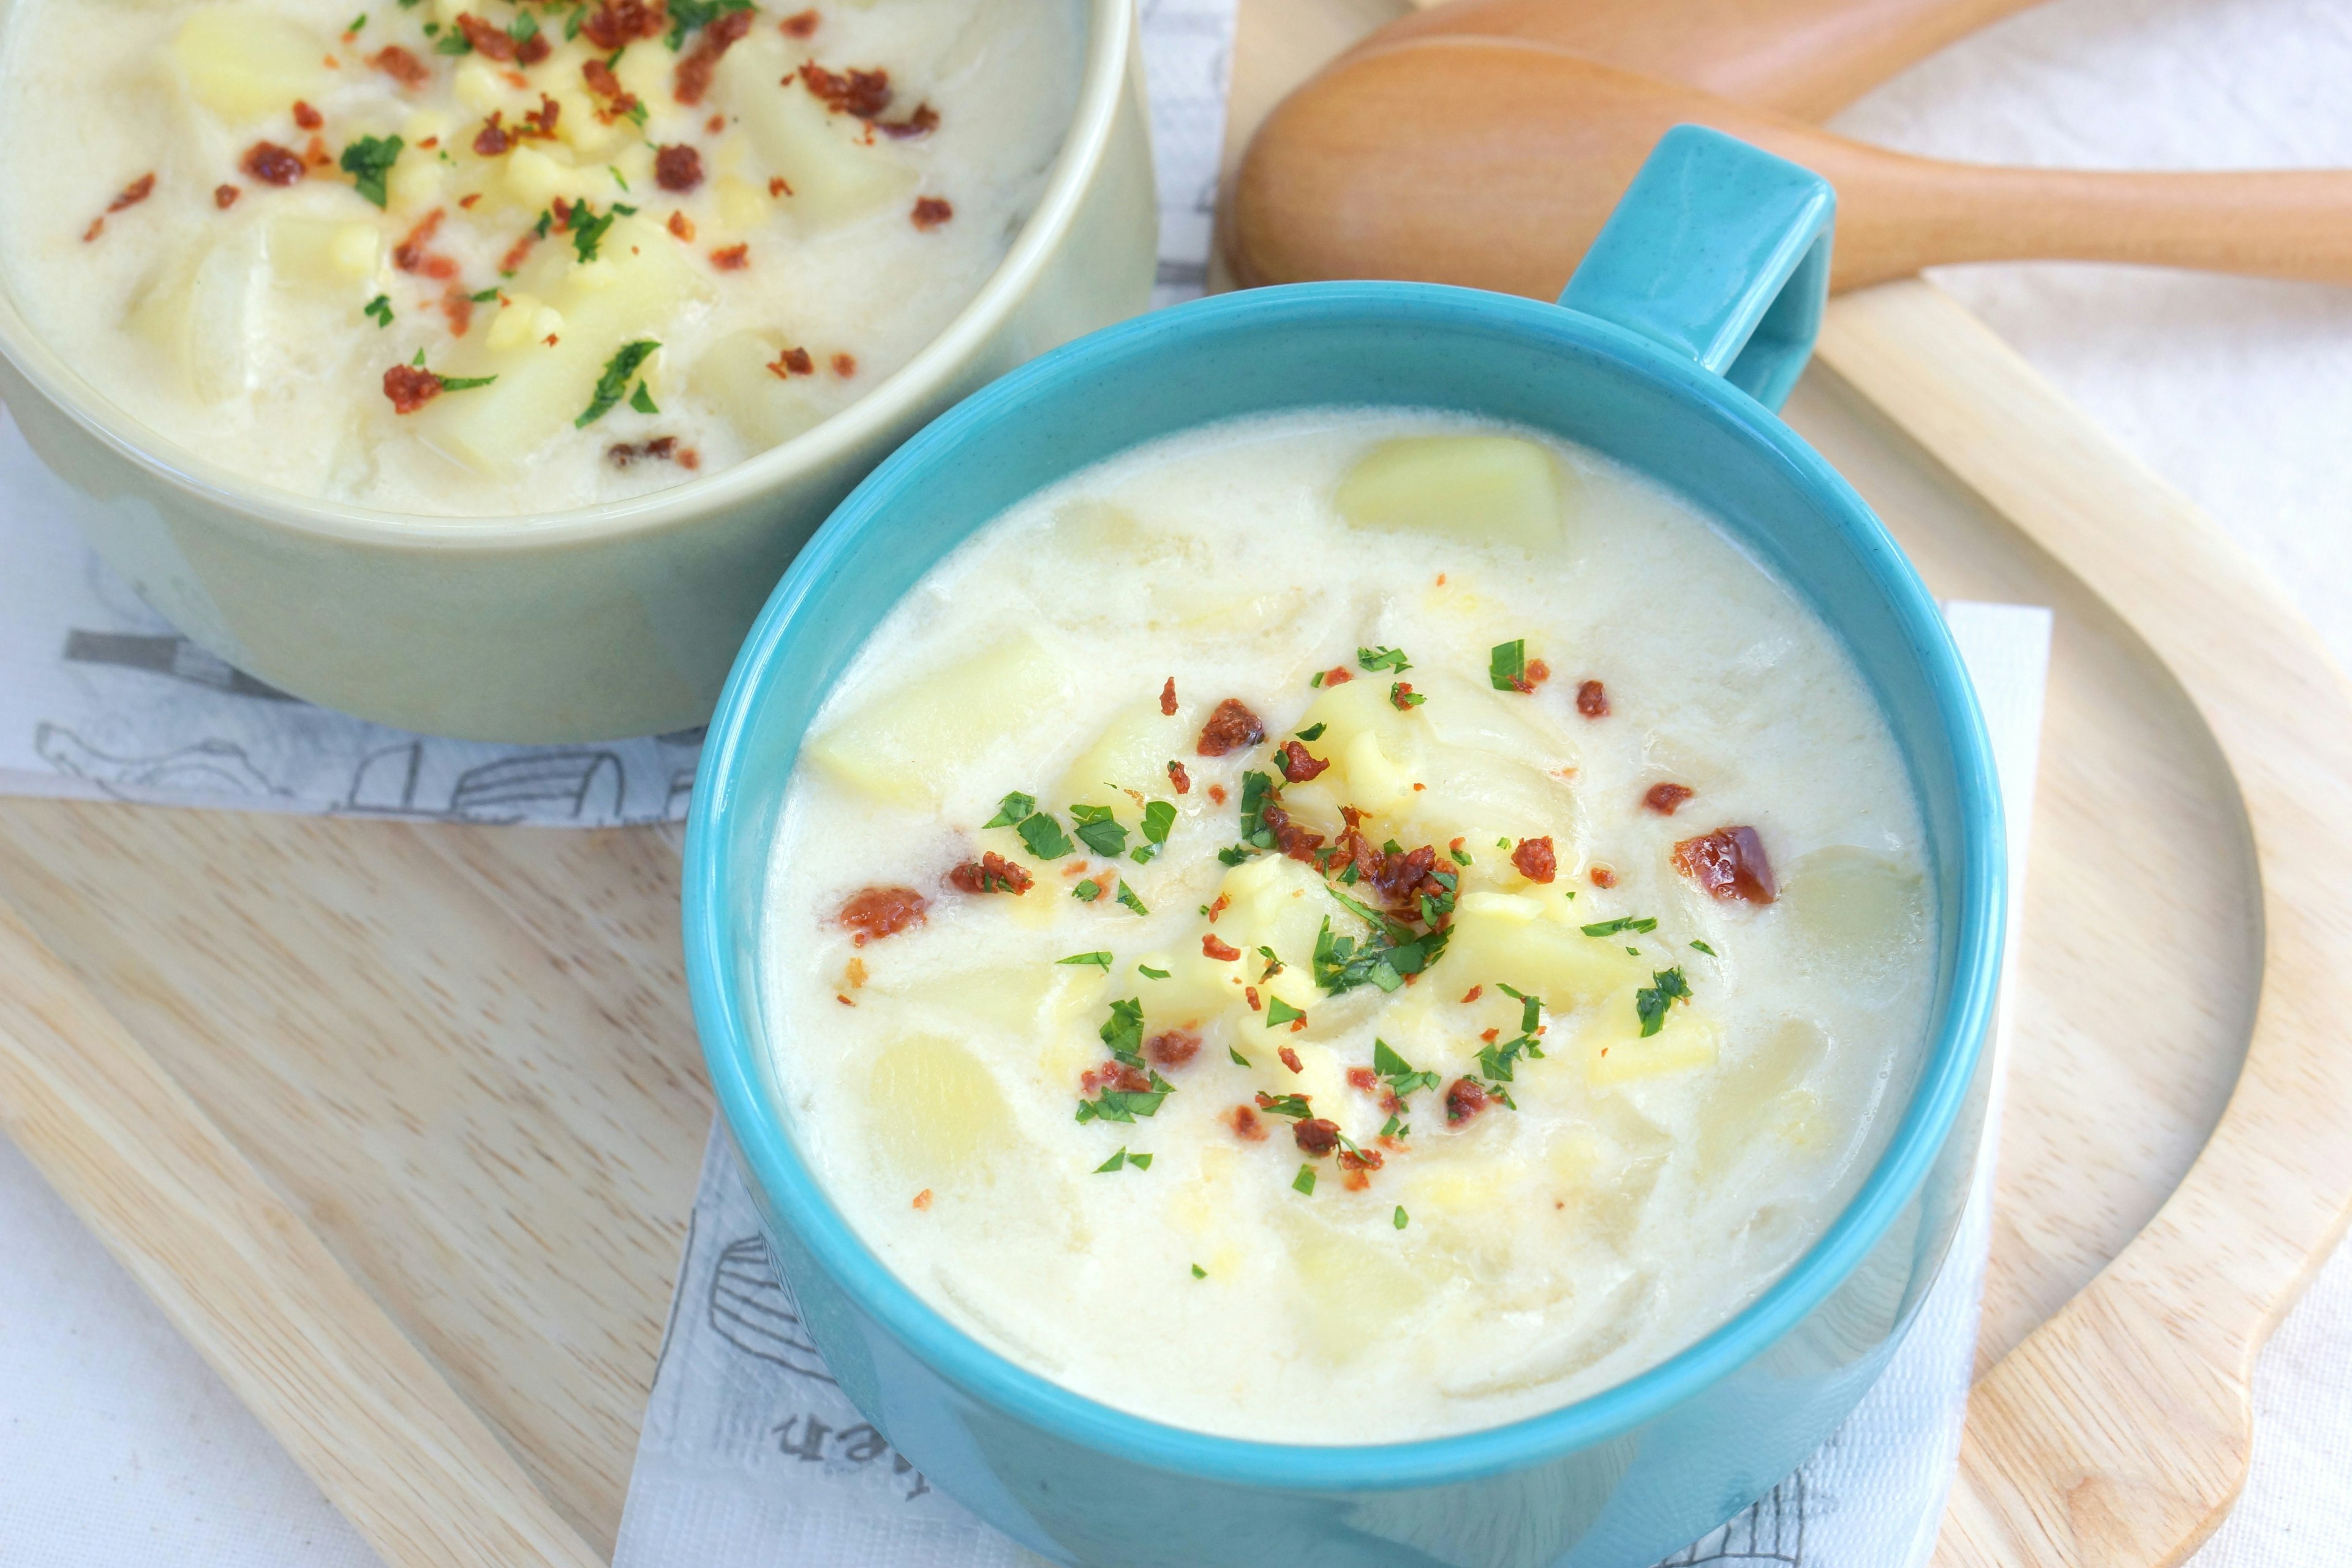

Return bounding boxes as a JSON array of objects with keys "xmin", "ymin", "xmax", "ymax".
[
  {"xmin": 1444, "ymin": 893, "xmax": 1647, "ymax": 1014},
  {"xmin": 411, "ymin": 215, "xmax": 706, "ymax": 473},
  {"xmin": 266, "ymin": 217, "xmax": 382, "ymax": 290},
  {"xmin": 1335, "ymin": 435, "xmax": 1569, "ymax": 551},
  {"xmin": 1583, "ymin": 998, "xmax": 1724, "ymax": 1086},
  {"xmin": 128, "ymin": 232, "xmax": 260, "ymax": 404},
  {"xmin": 1276, "ymin": 1208, "xmax": 1438, "ymax": 1361},
  {"xmin": 1694, "ymin": 1019, "xmax": 1828, "ymax": 1181},
  {"xmin": 807, "ymin": 633, "xmax": 1074, "ymax": 807},
  {"xmin": 1781, "ymin": 846, "xmax": 1929, "ymax": 992},
  {"xmin": 863, "ymin": 1033, "xmax": 1014, "ymax": 1186},
  {"xmin": 693, "ymin": 330, "xmax": 827, "ymax": 450},
  {"xmin": 1055, "ymin": 699, "xmax": 1188, "ymax": 824},
  {"xmin": 719, "ymin": 31, "xmax": 918, "ymax": 228},
  {"xmin": 172, "ymin": 6, "xmax": 327, "ymax": 122}
]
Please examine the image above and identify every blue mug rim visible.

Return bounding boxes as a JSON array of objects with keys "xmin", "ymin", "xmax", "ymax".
[{"xmin": 683, "ymin": 279, "xmax": 2005, "ymax": 1493}]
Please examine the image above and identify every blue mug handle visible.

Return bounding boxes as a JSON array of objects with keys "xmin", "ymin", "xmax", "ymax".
[{"xmin": 1558, "ymin": 125, "xmax": 1836, "ymax": 412}]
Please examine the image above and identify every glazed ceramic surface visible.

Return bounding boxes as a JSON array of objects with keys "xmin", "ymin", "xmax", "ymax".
[
  {"xmin": 686, "ymin": 129, "xmax": 2003, "ymax": 1567},
  {"xmin": 0, "ymin": 0, "xmax": 1155, "ymax": 742}
]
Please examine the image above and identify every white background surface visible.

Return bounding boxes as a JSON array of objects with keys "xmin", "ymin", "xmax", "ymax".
[{"xmin": 7, "ymin": 0, "xmax": 2352, "ymax": 1560}]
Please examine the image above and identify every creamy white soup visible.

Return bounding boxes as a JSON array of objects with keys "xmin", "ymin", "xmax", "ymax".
[
  {"xmin": 0, "ymin": 0, "xmax": 1079, "ymax": 514},
  {"xmin": 761, "ymin": 411, "xmax": 1936, "ymax": 1443}
]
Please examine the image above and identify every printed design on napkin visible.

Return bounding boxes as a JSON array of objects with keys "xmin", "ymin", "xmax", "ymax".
[
  {"xmin": 1659, "ymin": 1476, "xmax": 1806, "ymax": 1566},
  {"xmin": 709, "ymin": 1235, "xmax": 835, "ymax": 1384}
]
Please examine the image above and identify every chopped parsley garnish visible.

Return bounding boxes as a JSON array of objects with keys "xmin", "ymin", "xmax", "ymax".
[
  {"xmin": 339, "ymin": 134, "xmax": 404, "ymax": 209},
  {"xmin": 1488, "ymin": 639, "xmax": 1528, "ymax": 691},
  {"xmin": 1072, "ymin": 879, "xmax": 1103, "ymax": 902},
  {"xmin": 533, "ymin": 207, "xmax": 555, "ymax": 238},
  {"xmin": 363, "ymin": 293, "xmax": 393, "ymax": 328},
  {"xmin": 1390, "ymin": 681, "xmax": 1425, "ymax": 709},
  {"xmin": 1691, "ymin": 939, "xmax": 1718, "ymax": 957},
  {"xmin": 1371, "ymin": 1038, "xmax": 1441, "ymax": 1101},
  {"xmin": 1580, "ymin": 915, "xmax": 1659, "ymax": 938},
  {"xmin": 1357, "ymin": 644, "xmax": 1411, "ymax": 674},
  {"xmin": 1264, "ymin": 996, "xmax": 1305, "ymax": 1030},
  {"xmin": 1076, "ymin": 1083, "xmax": 1166, "ymax": 1123},
  {"xmin": 1140, "ymin": 799, "xmax": 1176, "ymax": 848},
  {"xmin": 1449, "ymin": 844, "xmax": 1472, "ymax": 867},
  {"xmin": 468, "ymin": 285, "xmax": 501, "ymax": 304},
  {"xmin": 1254, "ymin": 1091, "xmax": 1312, "ymax": 1120},
  {"xmin": 1476, "ymin": 990, "xmax": 1548, "ymax": 1085},
  {"xmin": 1068, "ymin": 802, "xmax": 1128, "ymax": 858},
  {"xmin": 1311, "ymin": 905, "xmax": 1451, "ymax": 997},
  {"xmin": 1216, "ymin": 845, "xmax": 1255, "ymax": 867},
  {"xmin": 1295, "ymin": 722, "xmax": 1327, "ymax": 742},
  {"xmin": 1015, "ymin": 810, "xmax": 1074, "ymax": 860},
  {"xmin": 347, "ymin": 11, "xmax": 368, "ymax": 31},
  {"xmin": 1115, "ymin": 882, "xmax": 1150, "ymax": 916},
  {"xmin": 664, "ymin": 0, "xmax": 755, "ymax": 48},
  {"xmin": 1128, "ymin": 1152, "xmax": 1153, "ymax": 1170},
  {"xmin": 1191, "ymin": 1263, "xmax": 1207, "ymax": 1278},
  {"xmin": 1494, "ymin": 982, "xmax": 1542, "ymax": 1035},
  {"xmin": 434, "ymin": 28, "xmax": 472, "ymax": 53},
  {"xmin": 568, "ymin": 200, "xmax": 638, "ymax": 263},
  {"xmin": 576, "ymin": 339, "xmax": 660, "ymax": 427},
  {"xmin": 1256, "ymin": 945, "xmax": 1284, "ymax": 981},
  {"xmin": 983, "ymin": 791, "xmax": 1035, "ymax": 829},
  {"xmin": 508, "ymin": 9, "xmax": 540, "ymax": 45},
  {"xmin": 1636, "ymin": 967, "xmax": 1692, "ymax": 1037},
  {"xmin": 564, "ymin": 4, "xmax": 586, "ymax": 39},
  {"xmin": 1292, "ymin": 1164, "xmax": 1317, "ymax": 1196},
  {"xmin": 1393, "ymin": 1205, "xmax": 1409, "ymax": 1230},
  {"xmin": 1228, "ymin": 1046, "xmax": 1251, "ymax": 1068},
  {"xmin": 1139, "ymin": 965, "xmax": 1170, "ymax": 980},
  {"xmin": 434, "ymin": 373, "xmax": 497, "ymax": 392},
  {"xmin": 1095, "ymin": 1147, "xmax": 1152, "ymax": 1173},
  {"xmin": 1380, "ymin": 1113, "xmax": 1408, "ymax": 1139},
  {"xmin": 1237, "ymin": 771, "xmax": 1276, "ymax": 851},
  {"xmin": 629, "ymin": 381, "xmax": 660, "ymax": 415},
  {"xmin": 1100, "ymin": 998, "xmax": 1144, "ymax": 1065},
  {"xmin": 1058, "ymin": 951, "xmax": 1112, "ymax": 970}
]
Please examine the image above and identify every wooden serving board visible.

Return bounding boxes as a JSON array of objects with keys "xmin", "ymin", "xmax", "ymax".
[{"xmin": 2, "ymin": 19, "xmax": 2351, "ymax": 1568}]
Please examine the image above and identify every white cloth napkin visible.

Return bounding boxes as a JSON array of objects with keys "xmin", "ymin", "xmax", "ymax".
[{"xmin": 609, "ymin": 603, "xmax": 2052, "ymax": 1568}]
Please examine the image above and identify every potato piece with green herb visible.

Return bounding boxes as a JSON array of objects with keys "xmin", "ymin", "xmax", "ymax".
[
  {"xmin": 1056, "ymin": 698, "xmax": 1189, "ymax": 826},
  {"xmin": 864, "ymin": 1033, "xmax": 1014, "ymax": 1186},
  {"xmin": 171, "ymin": 6, "xmax": 326, "ymax": 122},
  {"xmin": 808, "ymin": 632, "xmax": 1073, "ymax": 808},
  {"xmin": 1582, "ymin": 992, "xmax": 1723, "ymax": 1087},
  {"xmin": 1442, "ymin": 893, "xmax": 1648, "ymax": 1016},
  {"xmin": 1335, "ymin": 435, "xmax": 1569, "ymax": 551}
]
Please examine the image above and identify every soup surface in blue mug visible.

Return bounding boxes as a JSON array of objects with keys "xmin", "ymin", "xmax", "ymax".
[{"xmin": 760, "ymin": 408, "xmax": 1936, "ymax": 1444}]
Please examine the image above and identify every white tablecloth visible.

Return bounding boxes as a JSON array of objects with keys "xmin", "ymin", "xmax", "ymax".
[{"xmin": 6, "ymin": 0, "xmax": 2352, "ymax": 1559}]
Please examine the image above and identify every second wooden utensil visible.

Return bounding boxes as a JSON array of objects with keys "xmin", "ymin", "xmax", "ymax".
[
  {"xmin": 1228, "ymin": 37, "xmax": 2352, "ymax": 298},
  {"xmin": 1373, "ymin": 0, "xmax": 2052, "ymax": 119}
]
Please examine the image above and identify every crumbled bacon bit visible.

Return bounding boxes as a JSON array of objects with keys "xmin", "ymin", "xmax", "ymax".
[
  {"xmin": 1278, "ymin": 1046, "xmax": 1303, "ymax": 1074},
  {"xmin": 948, "ymin": 851, "xmax": 1033, "ymax": 895},
  {"xmin": 836, "ymin": 993, "xmax": 854, "ymax": 1006},
  {"xmin": 581, "ymin": 0, "xmax": 665, "ymax": 50},
  {"xmin": 459, "ymin": 192, "xmax": 480, "ymax": 208},
  {"xmin": 1446, "ymin": 1077, "xmax": 1488, "ymax": 1123},
  {"xmin": 1589, "ymin": 864, "xmax": 1618, "ymax": 889},
  {"xmin": 1512, "ymin": 836, "xmax": 1557, "ymax": 884},
  {"xmin": 581, "ymin": 58, "xmax": 638, "ymax": 123},
  {"xmin": 768, "ymin": 345, "xmax": 815, "ymax": 377},
  {"xmin": 1346, "ymin": 1066, "xmax": 1379, "ymax": 1093},
  {"xmin": 1275, "ymin": 741, "xmax": 1329, "ymax": 783},
  {"xmin": 674, "ymin": 8, "xmax": 755, "ymax": 104},
  {"xmin": 213, "ymin": 184, "xmax": 240, "ymax": 209},
  {"xmin": 667, "ymin": 209, "xmax": 696, "ymax": 240},
  {"xmin": 1319, "ymin": 666, "xmax": 1354, "ymax": 687},
  {"xmin": 454, "ymin": 13, "xmax": 518, "ymax": 61},
  {"xmin": 1084, "ymin": 1061, "xmax": 1152, "ymax": 1096},
  {"xmin": 1228, "ymin": 1105, "xmax": 1268, "ymax": 1142},
  {"xmin": 876, "ymin": 103, "xmax": 938, "ymax": 141},
  {"xmin": 1207, "ymin": 894, "xmax": 1231, "ymax": 921},
  {"xmin": 1159, "ymin": 676, "xmax": 1178, "ymax": 717},
  {"xmin": 781, "ymin": 8, "xmax": 820, "ymax": 36},
  {"xmin": 1389, "ymin": 681, "xmax": 1420, "ymax": 710},
  {"xmin": 705, "ymin": 112, "xmax": 726, "ymax": 134},
  {"xmin": 1146, "ymin": 1030, "xmax": 1200, "ymax": 1069},
  {"xmin": 1245, "ymin": 986, "xmax": 1262, "ymax": 1012},
  {"xmin": 371, "ymin": 44, "xmax": 429, "ymax": 86},
  {"xmin": 845, "ymin": 957, "xmax": 867, "ymax": 989},
  {"xmin": 1257, "ymin": 799, "xmax": 1325, "ymax": 865},
  {"xmin": 520, "ymin": 96, "xmax": 560, "ymax": 139},
  {"xmin": 710, "ymin": 243, "xmax": 750, "ymax": 270},
  {"xmin": 608, "ymin": 437, "xmax": 690, "ymax": 468},
  {"xmin": 1200, "ymin": 934, "xmax": 1240, "ymax": 962},
  {"xmin": 1480, "ymin": 1027, "xmax": 1499, "ymax": 1042},
  {"xmin": 1207, "ymin": 783, "xmax": 1227, "ymax": 805},
  {"xmin": 441, "ymin": 284, "xmax": 474, "ymax": 336},
  {"xmin": 382, "ymin": 364, "xmax": 443, "ymax": 414},
  {"xmin": 677, "ymin": 448, "xmax": 701, "ymax": 469},
  {"xmin": 799, "ymin": 61, "xmax": 892, "ymax": 117},
  {"xmin": 1196, "ymin": 698, "xmax": 1264, "ymax": 757},
  {"xmin": 1292, "ymin": 1118, "xmax": 1340, "ymax": 1157},
  {"xmin": 393, "ymin": 208, "xmax": 445, "ymax": 272},
  {"xmin": 304, "ymin": 134, "xmax": 334, "ymax": 167},
  {"xmin": 1504, "ymin": 656, "xmax": 1551, "ymax": 695},
  {"xmin": 1167, "ymin": 760, "xmax": 1191, "ymax": 794},
  {"xmin": 839, "ymin": 885, "xmax": 927, "ymax": 944},
  {"xmin": 241, "ymin": 143, "xmax": 304, "ymax": 186},
  {"xmin": 1644, "ymin": 782, "xmax": 1695, "ymax": 816},
  {"xmin": 911, "ymin": 1188, "xmax": 932, "ymax": 1210},
  {"xmin": 1338, "ymin": 1144, "xmax": 1383, "ymax": 1174},
  {"xmin": 1461, "ymin": 984, "xmax": 1482, "ymax": 1004},
  {"xmin": 292, "ymin": 100, "xmax": 323, "ymax": 130},
  {"xmin": 1576, "ymin": 679, "xmax": 1610, "ymax": 718},
  {"xmin": 654, "ymin": 143, "xmax": 704, "ymax": 193},
  {"xmin": 830, "ymin": 352, "xmax": 857, "ymax": 377},
  {"xmin": 499, "ymin": 231, "xmax": 537, "ymax": 273},
  {"xmin": 910, "ymin": 195, "xmax": 953, "ymax": 230},
  {"xmin": 1673, "ymin": 826, "xmax": 1777, "ymax": 905}
]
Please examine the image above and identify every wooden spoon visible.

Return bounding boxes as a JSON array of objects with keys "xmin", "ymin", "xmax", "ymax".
[
  {"xmin": 1227, "ymin": 36, "xmax": 2352, "ymax": 298},
  {"xmin": 1366, "ymin": 0, "xmax": 2052, "ymax": 119}
]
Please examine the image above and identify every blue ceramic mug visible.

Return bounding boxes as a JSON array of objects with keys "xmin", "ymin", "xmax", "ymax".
[{"xmin": 684, "ymin": 127, "xmax": 2005, "ymax": 1567}]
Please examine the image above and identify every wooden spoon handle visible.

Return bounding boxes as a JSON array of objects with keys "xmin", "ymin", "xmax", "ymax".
[{"xmin": 1845, "ymin": 162, "xmax": 2352, "ymax": 289}]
